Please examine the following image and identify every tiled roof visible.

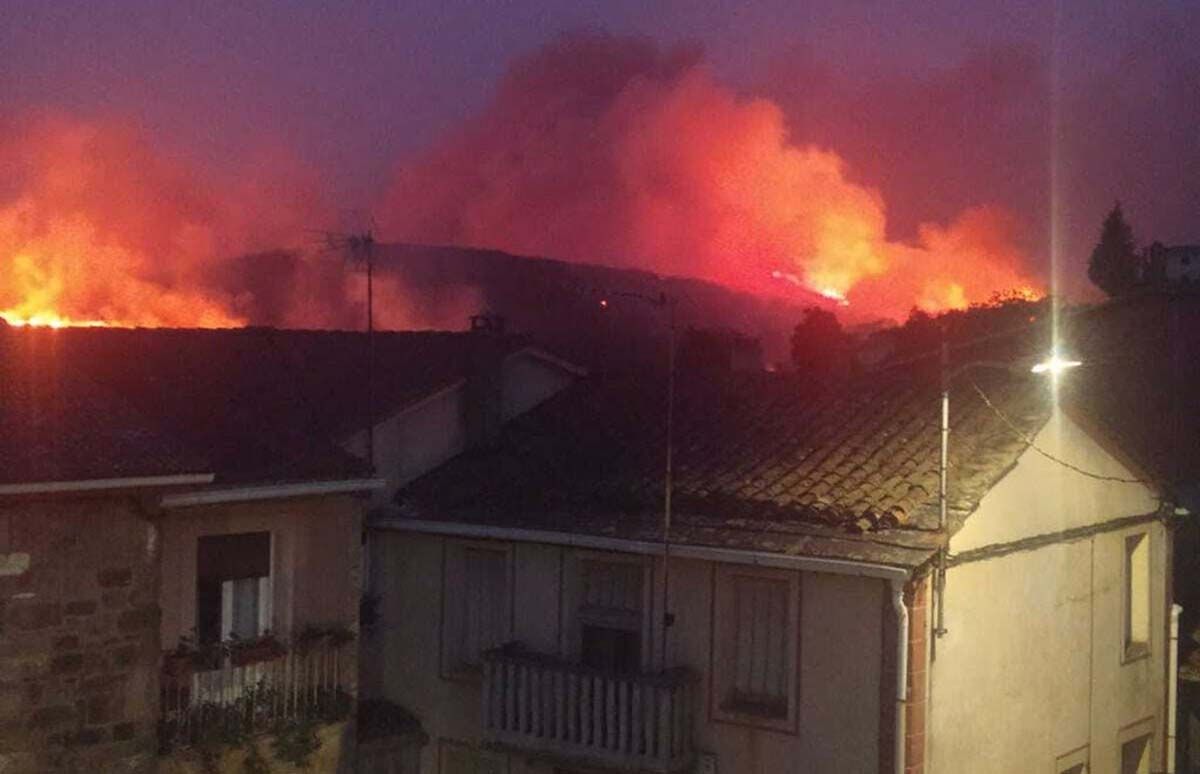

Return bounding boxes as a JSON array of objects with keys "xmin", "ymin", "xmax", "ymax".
[
  {"xmin": 395, "ymin": 363, "xmax": 1051, "ymax": 569},
  {"xmin": 0, "ymin": 325, "xmax": 526, "ymax": 487}
]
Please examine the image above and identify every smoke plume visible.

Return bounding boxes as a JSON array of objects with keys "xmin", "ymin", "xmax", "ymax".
[{"xmin": 381, "ymin": 32, "xmax": 1041, "ymax": 317}]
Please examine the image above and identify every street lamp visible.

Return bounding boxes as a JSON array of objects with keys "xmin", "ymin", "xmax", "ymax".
[
  {"xmin": 1030, "ymin": 351, "xmax": 1083, "ymax": 375},
  {"xmin": 934, "ymin": 347, "xmax": 1082, "ymax": 637}
]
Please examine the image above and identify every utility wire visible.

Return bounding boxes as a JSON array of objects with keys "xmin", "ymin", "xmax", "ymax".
[{"xmin": 966, "ymin": 377, "xmax": 1150, "ymax": 485}]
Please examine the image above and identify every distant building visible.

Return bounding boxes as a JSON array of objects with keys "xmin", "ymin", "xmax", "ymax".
[{"xmin": 1145, "ymin": 242, "xmax": 1200, "ymax": 286}]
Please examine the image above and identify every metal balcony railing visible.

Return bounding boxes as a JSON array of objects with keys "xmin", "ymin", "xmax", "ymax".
[{"xmin": 481, "ymin": 646, "xmax": 697, "ymax": 772}]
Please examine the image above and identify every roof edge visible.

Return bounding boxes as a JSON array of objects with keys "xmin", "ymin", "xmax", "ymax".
[
  {"xmin": 0, "ymin": 473, "xmax": 215, "ymax": 497},
  {"xmin": 509, "ymin": 345, "xmax": 589, "ymax": 377},
  {"xmin": 373, "ymin": 516, "xmax": 911, "ymax": 581},
  {"xmin": 160, "ymin": 478, "xmax": 386, "ymax": 508}
]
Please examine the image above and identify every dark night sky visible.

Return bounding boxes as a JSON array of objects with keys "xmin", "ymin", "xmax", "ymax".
[{"xmin": 2, "ymin": 0, "xmax": 1197, "ymax": 302}]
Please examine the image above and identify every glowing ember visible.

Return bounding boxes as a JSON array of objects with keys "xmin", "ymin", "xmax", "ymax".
[
  {"xmin": 816, "ymin": 287, "xmax": 849, "ymax": 306},
  {"xmin": 0, "ymin": 311, "xmax": 109, "ymax": 329}
]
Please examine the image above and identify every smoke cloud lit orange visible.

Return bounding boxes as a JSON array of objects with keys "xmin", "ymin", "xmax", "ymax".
[
  {"xmin": 2, "ymin": 35, "xmax": 1043, "ymax": 330},
  {"xmin": 381, "ymin": 33, "xmax": 1041, "ymax": 317}
]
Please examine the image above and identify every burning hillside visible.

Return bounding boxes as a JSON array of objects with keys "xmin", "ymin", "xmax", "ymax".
[
  {"xmin": 381, "ymin": 33, "xmax": 1042, "ymax": 318},
  {"xmin": 0, "ymin": 114, "xmax": 331, "ymax": 329},
  {"xmin": 1, "ymin": 34, "xmax": 1042, "ymax": 330}
]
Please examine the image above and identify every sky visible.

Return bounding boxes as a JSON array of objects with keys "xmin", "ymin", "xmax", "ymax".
[{"xmin": 2, "ymin": 0, "xmax": 1197, "ymax": 308}]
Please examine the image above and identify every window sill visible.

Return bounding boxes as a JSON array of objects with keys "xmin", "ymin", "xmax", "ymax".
[
  {"xmin": 714, "ymin": 695, "xmax": 794, "ymax": 733},
  {"xmin": 1122, "ymin": 641, "xmax": 1151, "ymax": 665}
]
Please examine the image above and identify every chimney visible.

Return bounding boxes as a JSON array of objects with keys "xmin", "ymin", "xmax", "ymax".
[{"xmin": 465, "ymin": 314, "xmax": 507, "ymax": 447}]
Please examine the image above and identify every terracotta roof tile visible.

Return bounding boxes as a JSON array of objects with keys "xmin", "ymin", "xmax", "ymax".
[{"xmin": 397, "ymin": 363, "xmax": 1051, "ymax": 567}]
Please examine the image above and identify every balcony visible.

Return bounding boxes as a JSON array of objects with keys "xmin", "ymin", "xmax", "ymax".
[
  {"xmin": 481, "ymin": 645, "xmax": 697, "ymax": 772},
  {"xmin": 159, "ymin": 630, "xmax": 354, "ymax": 748}
]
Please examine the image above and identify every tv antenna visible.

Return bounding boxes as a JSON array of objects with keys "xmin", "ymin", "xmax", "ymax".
[{"xmin": 311, "ymin": 213, "xmax": 380, "ymax": 474}]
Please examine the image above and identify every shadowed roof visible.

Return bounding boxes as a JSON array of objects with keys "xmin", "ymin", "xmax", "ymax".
[
  {"xmin": 394, "ymin": 363, "xmax": 1052, "ymax": 569},
  {"xmin": 0, "ymin": 325, "xmax": 526, "ymax": 487},
  {"xmin": 391, "ymin": 293, "xmax": 1200, "ymax": 568}
]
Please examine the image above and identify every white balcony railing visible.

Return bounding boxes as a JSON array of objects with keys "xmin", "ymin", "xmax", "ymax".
[
  {"xmin": 159, "ymin": 634, "xmax": 353, "ymax": 747},
  {"xmin": 481, "ymin": 646, "xmax": 697, "ymax": 772}
]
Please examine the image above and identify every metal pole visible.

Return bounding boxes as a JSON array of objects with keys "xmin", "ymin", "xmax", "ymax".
[
  {"xmin": 660, "ymin": 294, "xmax": 676, "ymax": 670},
  {"xmin": 365, "ymin": 233, "xmax": 376, "ymax": 474},
  {"xmin": 936, "ymin": 339, "xmax": 949, "ymax": 638}
]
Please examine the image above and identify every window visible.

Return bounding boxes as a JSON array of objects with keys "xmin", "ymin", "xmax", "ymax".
[
  {"xmin": 440, "ymin": 739, "xmax": 508, "ymax": 774},
  {"xmin": 711, "ymin": 565, "xmax": 799, "ymax": 730},
  {"xmin": 576, "ymin": 558, "xmax": 646, "ymax": 674},
  {"xmin": 1120, "ymin": 734, "xmax": 1151, "ymax": 774},
  {"xmin": 196, "ymin": 532, "xmax": 271, "ymax": 645},
  {"xmin": 442, "ymin": 543, "xmax": 513, "ymax": 676},
  {"xmin": 1124, "ymin": 532, "xmax": 1150, "ymax": 661},
  {"xmin": 1055, "ymin": 746, "xmax": 1089, "ymax": 774}
]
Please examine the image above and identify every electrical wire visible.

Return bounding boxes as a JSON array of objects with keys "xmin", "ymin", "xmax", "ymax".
[{"xmin": 966, "ymin": 378, "xmax": 1151, "ymax": 485}]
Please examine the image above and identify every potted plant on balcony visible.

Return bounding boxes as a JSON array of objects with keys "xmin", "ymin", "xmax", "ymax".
[
  {"xmin": 228, "ymin": 631, "xmax": 286, "ymax": 667},
  {"xmin": 162, "ymin": 632, "xmax": 200, "ymax": 682},
  {"xmin": 294, "ymin": 623, "xmax": 356, "ymax": 652}
]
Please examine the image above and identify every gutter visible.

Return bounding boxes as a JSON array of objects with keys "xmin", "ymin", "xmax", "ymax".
[
  {"xmin": 0, "ymin": 473, "xmax": 214, "ymax": 497},
  {"xmin": 160, "ymin": 478, "xmax": 386, "ymax": 508},
  {"xmin": 374, "ymin": 517, "xmax": 912, "ymax": 582},
  {"xmin": 1169, "ymin": 603, "xmax": 1182, "ymax": 774},
  {"xmin": 891, "ymin": 581, "xmax": 909, "ymax": 774}
]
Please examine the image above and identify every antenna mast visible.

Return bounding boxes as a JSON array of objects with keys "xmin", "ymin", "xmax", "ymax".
[{"xmin": 313, "ymin": 220, "xmax": 378, "ymax": 474}]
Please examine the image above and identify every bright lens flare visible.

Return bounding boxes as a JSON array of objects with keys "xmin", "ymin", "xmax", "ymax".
[{"xmin": 1030, "ymin": 354, "xmax": 1082, "ymax": 375}]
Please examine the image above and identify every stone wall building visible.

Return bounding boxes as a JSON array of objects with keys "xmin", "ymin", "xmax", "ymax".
[{"xmin": 0, "ymin": 322, "xmax": 579, "ymax": 773}]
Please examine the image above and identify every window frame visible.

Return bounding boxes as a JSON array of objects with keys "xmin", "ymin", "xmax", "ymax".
[
  {"xmin": 1122, "ymin": 530, "xmax": 1151, "ymax": 664},
  {"xmin": 709, "ymin": 563, "xmax": 800, "ymax": 734},
  {"xmin": 195, "ymin": 531, "xmax": 273, "ymax": 645},
  {"xmin": 1117, "ymin": 716, "xmax": 1156, "ymax": 774},
  {"xmin": 439, "ymin": 539, "xmax": 515, "ymax": 680},
  {"xmin": 1053, "ymin": 744, "xmax": 1089, "ymax": 774},
  {"xmin": 560, "ymin": 550, "xmax": 654, "ymax": 673}
]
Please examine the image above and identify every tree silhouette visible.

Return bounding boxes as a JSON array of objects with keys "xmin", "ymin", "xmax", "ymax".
[
  {"xmin": 790, "ymin": 307, "xmax": 851, "ymax": 380},
  {"xmin": 1088, "ymin": 203, "xmax": 1140, "ymax": 297}
]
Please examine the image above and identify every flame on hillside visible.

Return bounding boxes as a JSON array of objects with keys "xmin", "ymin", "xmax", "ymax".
[
  {"xmin": 382, "ymin": 33, "xmax": 1044, "ymax": 317},
  {"xmin": 0, "ymin": 115, "xmax": 329, "ymax": 329},
  {"xmin": 2, "ymin": 37, "xmax": 1045, "ymax": 329}
]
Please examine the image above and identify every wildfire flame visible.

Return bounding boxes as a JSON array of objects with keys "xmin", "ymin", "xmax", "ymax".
[
  {"xmin": 0, "ymin": 115, "xmax": 319, "ymax": 330},
  {"xmin": 383, "ymin": 33, "xmax": 1044, "ymax": 318},
  {"xmin": 3, "ymin": 39, "xmax": 1046, "ymax": 330}
]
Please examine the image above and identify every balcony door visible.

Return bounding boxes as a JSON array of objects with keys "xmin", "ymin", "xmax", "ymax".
[{"xmin": 565, "ymin": 553, "xmax": 651, "ymax": 674}]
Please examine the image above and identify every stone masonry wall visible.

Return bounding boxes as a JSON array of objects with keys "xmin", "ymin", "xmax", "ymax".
[{"xmin": 0, "ymin": 495, "xmax": 161, "ymax": 773}]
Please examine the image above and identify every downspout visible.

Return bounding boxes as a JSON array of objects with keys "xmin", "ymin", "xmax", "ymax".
[
  {"xmin": 1169, "ymin": 603, "xmax": 1182, "ymax": 773},
  {"xmin": 935, "ymin": 341, "xmax": 949, "ymax": 639},
  {"xmin": 891, "ymin": 580, "xmax": 909, "ymax": 774}
]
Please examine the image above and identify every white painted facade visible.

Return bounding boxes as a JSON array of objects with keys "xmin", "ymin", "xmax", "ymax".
[
  {"xmin": 364, "ymin": 386, "xmax": 1175, "ymax": 774},
  {"xmin": 930, "ymin": 410, "xmax": 1170, "ymax": 774},
  {"xmin": 346, "ymin": 348, "xmax": 579, "ymax": 504},
  {"xmin": 368, "ymin": 531, "xmax": 890, "ymax": 774}
]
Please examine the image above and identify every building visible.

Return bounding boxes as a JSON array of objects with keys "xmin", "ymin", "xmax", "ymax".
[
  {"xmin": 0, "ymin": 321, "xmax": 581, "ymax": 773},
  {"xmin": 368, "ymin": 326, "xmax": 1187, "ymax": 774},
  {"xmin": 1146, "ymin": 243, "xmax": 1200, "ymax": 287}
]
